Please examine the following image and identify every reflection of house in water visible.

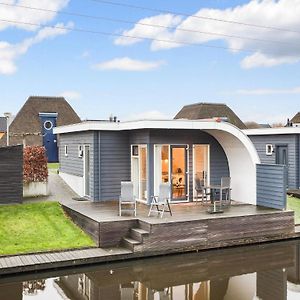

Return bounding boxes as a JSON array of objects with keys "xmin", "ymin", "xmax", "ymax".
[
  {"xmin": 287, "ymin": 240, "xmax": 300, "ymax": 297},
  {"xmin": 54, "ymin": 241, "xmax": 297, "ymax": 300},
  {"xmin": 0, "ymin": 282, "xmax": 22, "ymax": 300}
]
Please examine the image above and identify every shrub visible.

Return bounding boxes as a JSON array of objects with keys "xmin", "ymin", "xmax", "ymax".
[{"xmin": 23, "ymin": 146, "xmax": 48, "ymax": 184}]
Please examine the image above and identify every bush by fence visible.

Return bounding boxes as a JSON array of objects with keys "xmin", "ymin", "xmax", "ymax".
[{"xmin": 23, "ymin": 146, "xmax": 48, "ymax": 184}]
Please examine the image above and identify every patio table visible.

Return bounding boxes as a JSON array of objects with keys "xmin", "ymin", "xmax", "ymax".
[{"xmin": 205, "ymin": 184, "xmax": 224, "ymax": 213}]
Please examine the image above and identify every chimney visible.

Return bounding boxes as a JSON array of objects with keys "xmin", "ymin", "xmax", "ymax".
[
  {"xmin": 286, "ymin": 118, "xmax": 292, "ymax": 127},
  {"xmin": 4, "ymin": 112, "xmax": 12, "ymax": 127}
]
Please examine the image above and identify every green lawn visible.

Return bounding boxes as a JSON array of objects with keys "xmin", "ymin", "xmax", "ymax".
[
  {"xmin": 0, "ymin": 202, "xmax": 95, "ymax": 256},
  {"xmin": 287, "ymin": 196, "xmax": 300, "ymax": 224},
  {"xmin": 48, "ymin": 163, "xmax": 60, "ymax": 170}
]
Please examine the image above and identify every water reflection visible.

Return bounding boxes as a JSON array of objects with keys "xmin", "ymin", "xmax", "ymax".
[{"xmin": 1, "ymin": 240, "xmax": 300, "ymax": 299}]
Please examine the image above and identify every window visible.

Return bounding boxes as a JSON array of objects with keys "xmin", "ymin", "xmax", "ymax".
[
  {"xmin": 64, "ymin": 145, "xmax": 68, "ymax": 157},
  {"xmin": 266, "ymin": 144, "xmax": 273, "ymax": 156},
  {"xmin": 132, "ymin": 145, "xmax": 139, "ymax": 156},
  {"xmin": 78, "ymin": 145, "xmax": 83, "ymax": 158},
  {"xmin": 43, "ymin": 120, "xmax": 53, "ymax": 130}
]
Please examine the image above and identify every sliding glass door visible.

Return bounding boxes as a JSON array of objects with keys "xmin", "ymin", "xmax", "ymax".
[
  {"xmin": 193, "ymin": 145, "xmax": 210, "ymax": 199},
  {"xmin": 154, "ymin": 145, "xmax": 170, "ymax": 196},
  {"xmin": 154, "ymin": 145, "xmax": 188, "ymax": 202},
  {"xmin": 171, "ymin": 146, "xmax": 188, "ymax": 201}
]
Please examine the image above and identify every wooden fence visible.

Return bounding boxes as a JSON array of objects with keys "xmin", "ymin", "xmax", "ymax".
[{"xmin": 0, "ymin": 145, "xmax": 23, "ymax": 204}]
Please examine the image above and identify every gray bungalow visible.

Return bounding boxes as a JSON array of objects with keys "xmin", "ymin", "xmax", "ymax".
[
  {"xmin": 244, "ymin": 127, "xmax": 300, "ymax": 190},
  {"xmin": 54, "ymin": 119, "xmax": 288, "ymax": 209}
]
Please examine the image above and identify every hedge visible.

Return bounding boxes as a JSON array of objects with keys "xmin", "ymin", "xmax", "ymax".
[{"xmin": 23, "ymin": 146, "xmax": 48, "ymax": 184}]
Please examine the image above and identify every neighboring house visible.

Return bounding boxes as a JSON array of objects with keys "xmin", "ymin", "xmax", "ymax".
[
  {"xmin": 244, "ymin": 127, "xmax": 300, "ymax": 190},
  {"xmin": 0, "ymin": 96, "xmax": 81, "ymax": 162},
  {"xmin": 0, "ymin": 117, "xmax": 6, "ymax": 139},
  {"xmin": 54, "ymin": 118, "xmax": 286, "ymax": 209},
  {"xmin": 291, "ymin": 112, "xmax": 300, "ymax": 127},
  {"xmin": 259, "ymin": 124, "xmax": 272, "ymax": 128},
  {"xmin": 174, "ymin": 102, "xmax": 247, "ymax": 129}
]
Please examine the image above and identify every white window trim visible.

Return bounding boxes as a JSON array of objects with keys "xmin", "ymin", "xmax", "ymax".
[
  {"xmin": 83, "ymin": 145, "xmax": 91, "ymax": 197},
  {"xmin": 131, "ymin": 144, "xmax": 148, "ymax": 203},
  {"xmin": 64, "ymin": 145, "xmax": 68, "ymax": 157},
  {"xmin": 78, "ymin": 145, "xmax": 83, "ymax": 158},
  {"xmin": 266, "ymin": 144, "xmax": 273, "ymax": 156},
  {"xmin": 192, "ymin": 144, "xmax": 210, "ymax": 200}
]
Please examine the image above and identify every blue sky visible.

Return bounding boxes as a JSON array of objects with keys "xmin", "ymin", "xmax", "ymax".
[{"xmin": 1, "ymin": 0, "xmax": 300, "ymax": 124}]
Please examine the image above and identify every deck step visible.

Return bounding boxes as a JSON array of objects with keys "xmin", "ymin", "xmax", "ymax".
[
  {"xmin": 138, "ymin": 220, "xmax": 151, "ymax": 231},
  {"xmin": 130, "ymin": 228, "xmax": 149, "ymax": 242},
  {"xmin": 122, "ymin": 237, "xmax": 141, "ymax": 251}
]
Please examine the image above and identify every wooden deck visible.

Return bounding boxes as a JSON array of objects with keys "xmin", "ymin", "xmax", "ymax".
[
  {"xmin": 62, "ymin": 201, "xmax": 296, "ymax": 252},
  {"xmin": 0, "ymin": 247, "xmax": 132, "ymax": 276},
  {"xmin": 0, "ymin": 201, "xmax": 297, "ymax": 277}
]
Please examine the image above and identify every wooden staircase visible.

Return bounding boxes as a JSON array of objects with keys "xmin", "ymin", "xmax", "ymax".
[{"xmin": 121, "ymin": 222, "xmax": 150, "ymax": 252}]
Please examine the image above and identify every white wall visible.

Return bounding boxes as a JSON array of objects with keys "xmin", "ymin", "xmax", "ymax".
[
  {"xmin": 59, "ymin": 172, "xmax": 84, "ymax": 197},
  {"xmin": 205, "ymin": 129, "xmax": 260, "ymax": 205}
]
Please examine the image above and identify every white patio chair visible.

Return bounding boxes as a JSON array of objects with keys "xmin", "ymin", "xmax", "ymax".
[
  {"xmin": 148, "ymin": 183, "xmax": 172, "ymax": 218},
  {"xmin": 194, "ymin": 176, "xmax": 210, "ymax": 203},
  {"xmin": 218, "ymin": 177, "xmax": 231, "ymax": 207},
  {"xmin": 119, "ymin": 182, "xmax": 136, "ymax": 216}
]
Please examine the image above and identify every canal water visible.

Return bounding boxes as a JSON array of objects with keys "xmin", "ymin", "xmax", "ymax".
[{"xmin": 1, "ymin": 240, "xmax": 300, "ymax": 300}]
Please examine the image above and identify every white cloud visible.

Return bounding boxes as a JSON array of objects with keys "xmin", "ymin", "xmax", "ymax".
[
  {"xmin": 0, "ymin": 22, "xmax": 73, "ymax": 75},
  {"xmin": 126, "ymin": 110, "xmax": 171, "ymax": 121},
  {"xmin": 115, "ymin": 0, "xmax": 300, "ymax": 68},
  {"xmin": 236, "ymin": 86, "xmax": 300, "ymax": 95},
  {"xmin": 241, "ymin": 52, "xmax": 300, "ymax": 69},
  {"xmin": 58, "ymin": 90, "xmax": 81, "ymax": 100},
  {"xmin": 115, "ymin": 14, "xmax": 182, "ymax": 48},
  {"xmin": 0, "ymin": 0, "xmax": 70, "ymax": 31},
  {"xmin": 93, "ymin": 57, "xmax": 165, "ymax": 71},
  {"xmin": 81, "ymin": 50, "xmax": 90, "ymax": 58}
]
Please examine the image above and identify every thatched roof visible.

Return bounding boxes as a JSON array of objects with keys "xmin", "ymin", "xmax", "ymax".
[
  {"xmin": 174, "ymin": 102, "xmax": 247, "ymax": 129},
  {"xmin": 291, "ymin": 112, "xmax": 300, "ymax": 124},
  {"xmin": 0, "ymin": 96, "xmax": 81, "ymax": 146},
  {"xmin": 0, "ymin": 117, "xmax": 6, "ymax": 132}
]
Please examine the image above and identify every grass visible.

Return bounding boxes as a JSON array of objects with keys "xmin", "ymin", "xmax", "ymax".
[
  {"xmin": 0, "ymin": 202, "xmax": 95, "ymax": 256},
  {"xmin": 48, "ymin": 163, "xmax": 60, "ymax": 170},
  {"xmin": 287, "ymin": 196, "xmax": 300, "ymax": 224}
]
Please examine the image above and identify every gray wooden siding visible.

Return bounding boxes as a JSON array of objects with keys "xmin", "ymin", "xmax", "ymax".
[
  {"xmin": 249, "ymin": 134, "xmax": 299, "ymax": 189},
  {"xmin": 97, "ymin": 129, "xmax": 229, "ymax": 202},
  {"xmin": 58, "ymin": 131, "xmax": 96, "ymax": 199},
  {"xmin": 129, "ymin": 129, "xmax": 150, "ymax": 144},
  {"xmin": 99, "ymin": 131, "xmax": 130, "ymax": 200},
  {"xmin": 0, "ymin": 145, "xmax": 23, "ymax": 204},
  {"xmin": 59, "ymin": 129, "xmax": 229, "ymax": 202},
  {"xmin": 257, "ymin": 164, "xmax": 287, "ymax": 210},
  {"xmin": 297, "ymin": 135, "xmax": 300, "ymax": 190}
]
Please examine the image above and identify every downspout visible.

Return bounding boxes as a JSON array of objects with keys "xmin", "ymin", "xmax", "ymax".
[
  {"xmin": 98, "ymin": 131, "xmax": 101, "ymax": 201},
  {"xmin": 298, "ymin": 134, "xmax": 300, "ymax": 189}
]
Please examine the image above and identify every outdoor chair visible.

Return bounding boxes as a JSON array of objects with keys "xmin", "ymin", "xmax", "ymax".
[
  {"xmin": 214, "ymin": 177, "xmax": 231, "ymax": 207},
  {"xmin": 119, "ymin": 182, "xmax": 137, "ymax": 216},
  {"xmin": 194, "ymin": 177, "xmax": 210, "ymax": 203},
  {"xmin": 148, "ymin": 183, "xmax": 172, "ymax": 218}
]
